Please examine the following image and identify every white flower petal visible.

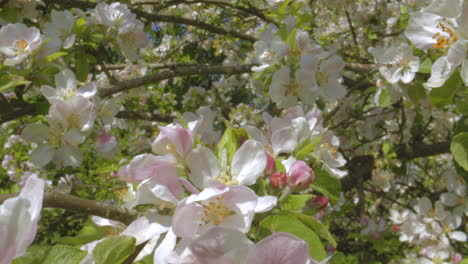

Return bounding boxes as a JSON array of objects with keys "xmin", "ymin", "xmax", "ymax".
[{"xmin": 231, "ymin": 140, "xmax": 267, "ymax": 186}]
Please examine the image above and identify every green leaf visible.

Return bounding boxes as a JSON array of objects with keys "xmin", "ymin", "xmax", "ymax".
[
  {"xmin": 75, "ymin": 47, "xmax": 90, "ymax": 82},
  {"xmin": 294, "ymin": 136, "xmax": 322, "ymax": 160},
  {"xmin": 215, "ymin": 127, "xmax": 247, "ymax": 171},
  {"xmin": 292, "ymin": 212, "xmax": 337, "ymax": 247},
  {"xmin": 35, "ymin": 101, "xmax": 50, "ymax": 115},
  {"xmin": 418, "ymin": 57, "xmax": 432, "ymax": 73},
  {"xmin": 451, "ymin": 132, "xmax": 468, "ymax": 171},
  {"xmin": 92, "ymin": 236, "xmax": 136, "ymax": 264},
  {"xmin": 0, "ymin": 74, "xmax": 31, "ymax": 93},
  {"xmin": 59, "ymin": 225, "xmax": 104, "ymax": 246},
  {"xmin": 42, "ymin": 245, "xmax": 87, "ymax": 264},
  {"xmin": 281, "ymin": 194, "xmax": 313, "ymax": 210},
  {"xmin": 429, "ymin": 73, "xmax": 463, "ymax": 107},
  {"xmin": 408, "ymin": 84, "xmax": 426, "ymax": 103},
  {"xmin": 260, "ymin": 214, "xmax": 327, "ymax": 260},
  {"xmin": 311, "ymin": 167, "xmax": 341, "ymax": 203},
  {"xmin": 274, "ymin": 156, "xmax": 286, "ymax": 173},
  {"xmin": 378, "ymin": 88, "xmax": 392, "ymax": 108},
  {"xmin": 45, "ymin": 52, "xmax": 68, "ymax": 63},
  {"xmin": 12, "ymin": 245, "xmax": 52, "ymax": 264},
  {"xmin": 74, "ymin": 18, "xmax": 88, "ymax": 36}
]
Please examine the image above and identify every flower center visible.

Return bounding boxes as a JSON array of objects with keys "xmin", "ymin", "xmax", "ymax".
[
  {"xmin": 201, "ymin": 196, "xmax": 231, "ymax": 225},
  {"xmin": 285, "ymin": 81, "xmax": 299, "ymax": 96},
  {"xmin": 15, "ymin": 39, "xmax": 29, "ymax": 53},
  {"xmin": 432, "ymin": 18, "xmax": 458, "ymax": 49},
  {"xmin": 62, "ymin": 88, "xmax": 77, "ymax": 100},
  {"xmin": 67, "ymin": 113, "xmax": 82, "ymax": 128},
  {"xmin": 316, "ymin": 71, "xmax": 329, "ymax": 86},
  {"xmin": 216, "ymin": 171, "xmax": 239, "ymax": 186},
  {"xmin": 321, "ymin": 142, "xmax": 337, "ymax": 155}
]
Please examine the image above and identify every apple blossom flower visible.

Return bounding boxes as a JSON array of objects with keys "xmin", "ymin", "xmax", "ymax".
[
  {"xmin": 172, "ymin": 185, "xmax": 276, "ymax": 238},
  {"xmin": 152, "ymin": 123, "xmax": 199, "ymax": 160},
  {"xmin": 405, "ymin": 0, "xmax": 468, "ymax": 87},
  {"xmin": 0, "ymin": 174, "xmax": 44, "ymax": 264},
  {"xmin": 314, "ymin": 132, "xmax": 347, "ymax": 179},
  {"xmin": 95, "ymin": 132, "xmax": 119, "ymax": 159},
  {"xmin": 95, "ymin": 97, "xmax": 120, "ymax": 126},
  {"xmin": 92, "ymin": 3, "xmax": 150, "ymax": 61},
  {"xmin": 252, "ymin": 24, "xmax": 289, "ymax": 72},
  {"xmin": 368, "ymin": 42, "xmax": 420, "ymax": 84},
  {"xmin": 185, "ymin": 139, "xmax": 267, "ymax": 188},
  {"xmin": 117, "ymin": 154, "xmax": 185, "ymax": 208},
  {"xmin": 43, "ymin": 10, "xmax": 76, "ymax": 49},
  {"xmin": 360, "ymin": 218, "xmax": 386, "ymax": 240},
  {"xmin": 245, "ymin": 232, "xmax": 312, "ymax": 264},
  {"xmin": 22, "ymin": 123, "xmax": 86, "ymax": 167},
  {"xmin": 165, "ymin": 226, "xmax": 253, "ymax": 264},
  {"xmin": 244, "ymin": 106, "xmax": 323, "ymax": 157},
  {"xmin": 183, "ymin": 106, "xmax": 220, "ymax": 146},
  {"xmin": 48, "ymin": 95, "xmax": 96, "ymax": 132},
  {"xmin": 41, "ymin": 69, "xmax": 97, "ymax": 103},
  {"xmin": 268, "ymin": 66, "xmax": 299, "ymax": 109},
  {"xmin": 0, "ymin": 23, "xmax": 42, "ymax": 66}
]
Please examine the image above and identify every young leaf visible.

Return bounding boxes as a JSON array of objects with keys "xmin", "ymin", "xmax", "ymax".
[
  {"xmin": 92, "ymin": 236, "xmax": 136, "ymax": 264},
  {"xmin": 451, "ymin": 132, "xmax": 468, "ymax": 171},
  {"xmin": 42, "ymin": 245, "xmax": 87, "ymax": 264}
]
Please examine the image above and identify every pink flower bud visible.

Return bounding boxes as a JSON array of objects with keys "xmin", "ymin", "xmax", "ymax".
[
  {"xmin": 270, "ymin": 172, "xmax": 287, "ymax": 189},
  {"xmin": 391, "ymin": 225, "xmax": 400, "ymax": 232},
  {"xmin": 96, "ymin": 133, "xmax": 117, "ymax": 153},
  {"xmin": 289, "ymin": 160, "xmax": 315, "ymax": 189},
  {"xmin": 325, "ymin": 244, "xmax": 336, "ymax": 254},
  {"xmin": 309, "ymin": 196, "xmax": 329, "ymax": 211},
  {"xmin": 265, "ymin": 153, "xmax": 276, "ymax": 175},
  {"xmin": 452, "ymin": 253, "xmax": 462, "ymax": 264},
  {"xmin": 419, "ymin": 247, "xmax": 429, "ymax": 258},
  {"xmin": 370, "ymin": 231, "xmax": 381, "ymax": 240}
]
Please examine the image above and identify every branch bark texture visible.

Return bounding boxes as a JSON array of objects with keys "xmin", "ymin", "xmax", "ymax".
[{"xmin": 0, "ymin": 191, "xmax": 138, "ymax": 225}]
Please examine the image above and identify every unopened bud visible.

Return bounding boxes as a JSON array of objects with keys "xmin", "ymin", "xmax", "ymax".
[
  {"xmin": 452, "ymin": 253, "xmax": 462, "ymax": 264},
  {"xmin": 265, "ymin": 153, "xmax": 276, "ymax": 175},
  {"xmin": 270, "ymin": 172, "xmax": 287, "ymax": 189},
  {"xmin": 308, "ymin": 196, "xmax": 329, "ymax": 211},
  {"xmin": 289, "ymin": 160, "xmax": 315, "ymax": 189},
  {"xmin": 325, "ymin": 244, "xmax": 336, "ymax": 254},
  {"xmin": 391, "ymin": 225, "xmax": 400, "ymax": 232},
  {"xmin": 370, "ymin": 231, "xmax": 381, "ymax": 240}
]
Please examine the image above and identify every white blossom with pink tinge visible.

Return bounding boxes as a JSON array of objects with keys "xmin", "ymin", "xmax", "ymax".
[
  {"xmin": 41, "ymin": 69, "xmax": 97, "ymax": 104},
  {"xmin": 172, "ymin": 185, "xmax": 276, "ymax": 238},
  {"xmin": 245, "ymin": 232, "xmax": 312, "ymax": 264},
  {"xmin": 156, "ymin": 226, "xmax": 253, "ymax": 264},
  {"xmin": 0, "ymin": 174, "xmax": 44, "ymax": 264},
  {"xmin": 185, "ymin": 139, "xmax": 267, "ymax": 188},
  {"xmin": 152, "ymin": 123, "xmax": 200, "ymax": 160},
  {"xmin": 117, "ymin": 154, "xmax": 184, "ymax": 207},
  {"xmin": 0, "ymin": 23, "xmax": 42, "ymax": 66}
]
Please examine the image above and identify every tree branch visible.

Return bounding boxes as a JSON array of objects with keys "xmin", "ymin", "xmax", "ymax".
[
  {"xmin": 98, "ymin": 64, "xmax": 254, "ymax": 97},
  {"xmin": 0, "ymin": 191, "xmax": 138, "ymax": 225},
  {"xmin": 396, "ymin": 141, "xmax": 451, "ymax": 160},
  {"xmin": 132, "ymin": 10, "xmax": 257, "ymax": 42},
  {"xmin": 115, "ymin": 110, "xmax": 174, "ymax": 122},
  {"xmin": 0, "ymin": 64, "xmax": 254, "ymax": 124},
  {"xmin": 42, "ymin": 0, "xmax": 257, "ymax": 42}
]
